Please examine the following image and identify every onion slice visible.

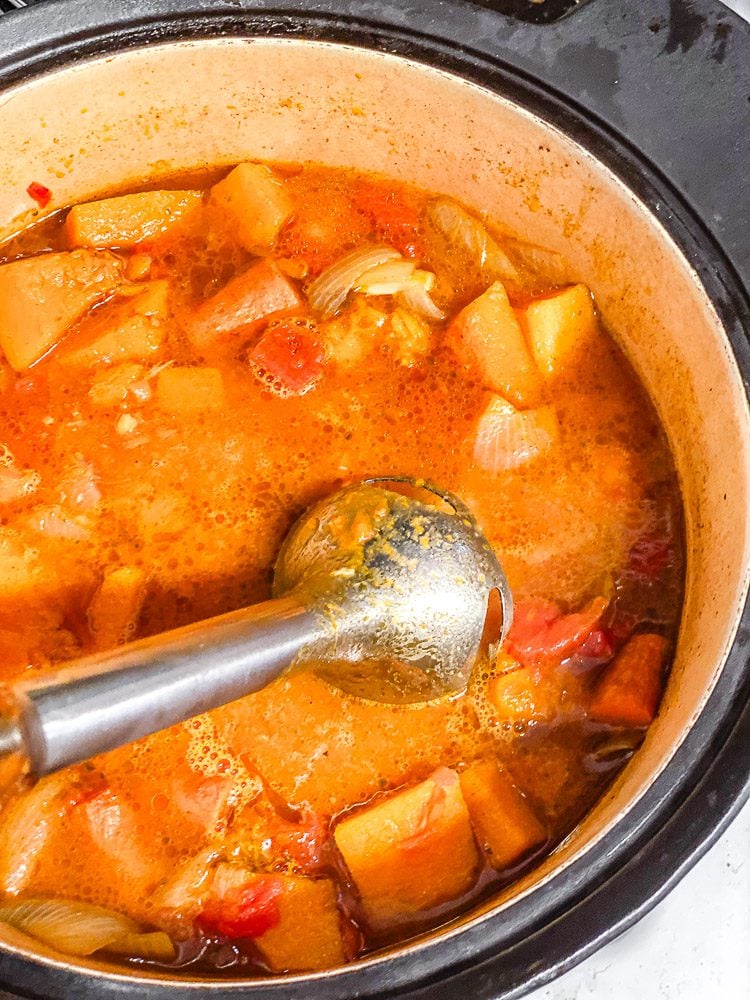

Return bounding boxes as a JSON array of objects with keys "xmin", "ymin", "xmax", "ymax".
[
  {"xmin": 307, "ymin": 245, "xmax": 400, "ymax": 318},
  {"xmin": 0, "ymin": 898, "xmax": 175, "ymax": 961},
  {"xmin": 428, "ymin": 197, "xmax": 519, "ymax": 283},
  {"xmin": 397, "ymin": 281, "xmax": 445, "ymax": 321}
]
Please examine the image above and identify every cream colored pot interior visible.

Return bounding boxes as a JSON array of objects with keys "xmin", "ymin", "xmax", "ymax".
[{"xmin": 0, "ymin": 36, "xmax": 748, "ymax": 979}]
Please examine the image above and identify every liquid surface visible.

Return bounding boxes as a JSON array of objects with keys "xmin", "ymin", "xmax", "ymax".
[{"xmin": 0, "ymin": 163, "xmax": 684, "ymax": 975}]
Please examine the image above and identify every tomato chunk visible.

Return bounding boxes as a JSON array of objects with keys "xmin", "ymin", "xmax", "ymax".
[
  {"xmin": 198, "ymin": 875, "xmax": 283, "ymax": 939},
  {"xmin": 248, "ymin": 319, "xmax": 325, "ymax": 396},
  {"xmin": 507, "ymin": 596, "xmax": 608, "ymax": 666}
]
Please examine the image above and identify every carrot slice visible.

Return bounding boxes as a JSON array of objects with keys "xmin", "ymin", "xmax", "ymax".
[
  {"xmin": 185, "ymin": 258, "xmax": 303, "ymax": 349},
  {"xmin": 589, "ymin": 633, "xmax": 669, "ymax": 727},
  {"xmin": 0, "ymin": 250, "xmax": 123, "ymax": 370},
  {"xmin": 459, "ymin": 761, "xmax": 546, "ymax": 871}
]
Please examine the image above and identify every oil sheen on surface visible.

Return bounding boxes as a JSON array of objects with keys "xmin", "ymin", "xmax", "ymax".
[{"xmin": 0, "ymin": 163, "xmax": 684, "ymax": 976}]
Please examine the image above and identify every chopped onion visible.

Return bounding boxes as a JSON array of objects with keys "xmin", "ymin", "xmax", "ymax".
[
  {"xmin": 307, "ymin": 245, "xmax": 400, "ymax": 318},
  {"xmin": 0, "ymin": 898, "xmax": 137, "ymax": 956},
  {"xmin": 107, "ymin": 931, "xmax": 176, "ymax": 962},
  {"xmin": 473, "ymin": 397, "xmax": 559, "ymax": 473},
  {"xmin": 427, "ymin": 197, "xmax": 519, "ymax": 283},
  {"xmin": 397, "ymin": 281, "xmax": 445, "ymax": 321},
  {"xmin": 0, "ymin": 898, "xmax": 176, "ymax": 961},
  {"xmin": 355, "ymin": 259, "xmax": 416, "ymax": 294}
]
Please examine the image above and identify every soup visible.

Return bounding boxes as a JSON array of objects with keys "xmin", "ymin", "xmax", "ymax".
[{"xmin": 0, "ymin": 162, "xmax": 683, "ymax": 974}]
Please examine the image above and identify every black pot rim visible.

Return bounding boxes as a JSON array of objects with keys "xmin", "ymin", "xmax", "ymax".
[{"xmin": 0, "ymin": 3, "xmax": 749, "ymax": 999}]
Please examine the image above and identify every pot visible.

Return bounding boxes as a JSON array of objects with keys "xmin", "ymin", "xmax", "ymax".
[{"xmin": 0, "ymin": 2, "xmax": 748, "ymax": 998}]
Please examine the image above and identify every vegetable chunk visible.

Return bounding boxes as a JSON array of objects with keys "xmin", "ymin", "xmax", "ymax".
[
  {"xmin": 520, "ymin": 283, "xmax": 597, "ymax": 377},
  {"xmin": 185, "ymin": 258, "xmax": 303, "ymax": 349},
  {"xmin": 589, "ymin": 633, "xmax": 669, "ymax": 727},
  {"xmin": 199, "ymin": 865, "xmax": 344, "ymax": 972},
  {"xmin": 459, "ymin": 761, "xmax": 546, "ymax": 870},
  {"xmin": 448, "ymin": 281, "xmax": 542, "ymax": 406},
  {"xmin": 473, "ymin": 394, "xmax": 559, "ymax": 473},
  {"xmin": 65, "ymin": 190, "xmax": 202, "ymax": 249},
  {"xmin": 210, "ymin": 163, "xmax": 294, "ymax": 250},
  {"xmin": 333, "ymin": 767, "xmax": 478, "ymax": 927},
  {"xmin": 87, "ymin": 566, "xmax": 148, "ymax": 650},
  {"xmin": 60, "ymin": 280, "xmax": 168, "ymax": 367},
  {"xmin": 0, "ymin": 250, "xmax": 122, "ymax": 370},
  {"xmin": 248, "ymin": 319, "xmax": 324, "ymax": 396}
]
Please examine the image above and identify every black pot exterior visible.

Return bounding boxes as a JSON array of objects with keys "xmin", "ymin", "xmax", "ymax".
[{"xmin": 0, "ymin": 3, "xmax": 748, "ymax": 999}]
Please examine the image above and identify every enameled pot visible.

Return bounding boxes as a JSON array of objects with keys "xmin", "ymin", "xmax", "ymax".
[{"xmin": 0, "ymin": 2, "xmax": 748, "ymax": 998}]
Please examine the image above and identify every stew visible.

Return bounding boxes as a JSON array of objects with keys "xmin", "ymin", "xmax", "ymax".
[{"xmin": 0, "ymin": 162, "xmax": 684, "ymax": 975}]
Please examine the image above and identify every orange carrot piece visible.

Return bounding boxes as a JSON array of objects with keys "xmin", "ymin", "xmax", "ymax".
[
  {"xmin": 459, "ymin": 760, "xmax": 546, "ymax": 870},
  {"xmin": 589, "ymin": 633, "xmax": 669, "ymax": 727},
  {"xmin": 65, "ymin": 190, "xmax": 202, "ymax": 249},
  {"xmin": 0, "ymin": 250, "xmax": 123, "ymax": 370},
  {"xmin": 448, "ymin": 281, "xmax": 543, "ymax": 407},
  {"xmin": 185, "ymin": 258, "xmax": 303, "ymax": 349},
  {"xmin": 333, "ymin": 766, "xmax": 478, "ymax": 927}
]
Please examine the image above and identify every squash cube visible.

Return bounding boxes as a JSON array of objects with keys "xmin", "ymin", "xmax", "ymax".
[
  {"xmin": 210, "ymin": 163, "xmax": 293, "ymax": 250},
  {"xmin": 448, "ymin": 281, "xmax": 542, "ymax": 407},
  {"xmin": 0, "ymin": 250, "xmax": 123, "ymax": 370},
  {"xmin": 66, "ymin": 190, "xmax": 202, "ymax": 249},
  {"xmin": 519, "ymin": 283, "xmax": 597, "ymax": 377},
  {"xmin": 333, "ymin": 767, "xmax": 479, "ymax": 927},
  {"xmin": 255, "ymin": 875, "xmax": 344, "ymax": 972},
  {"xmin": 459, "ymin": 761, "xmax": 546, "ymax": 871}
]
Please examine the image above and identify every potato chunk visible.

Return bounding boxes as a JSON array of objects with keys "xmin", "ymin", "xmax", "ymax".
[
  {"xmin": 519, "ymin": 283, "xmax": 597, "ymax": 377},
  {"xmin": 87, "ymin": 566, "xmax": 148, "ymax": 650},
  {"xmin": 66, "ymin": 190, "xmax": 202, "ymax": 249},
  {"xmin": 333, "ymin": 767, "xmax": 478, "ymax": 927},
  {"xmin": 0, "ymin": 250, "xmax": 122, "ymax": 370},
  {"xmin": 473, "ymin": 394, "xmax": 559, "ymax": 473},
  {"xmin": 210, "ymin": 163, "xmax": 293, "ymax": 250},
  {"xmin": 459, "ymin": 761, "xmax": 546, "ymax": 871},
  {"xmin": 61, "ymin": 280, "xmax": 168, "ymax": 367},
  {"xmin": 448, "ymin": 281, "xmax": 542, "ymax": 407}
]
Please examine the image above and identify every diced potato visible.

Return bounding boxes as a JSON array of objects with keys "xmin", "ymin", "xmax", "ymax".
[
  {"xmin": 459, "ymin": 761, "xmax": 546, "ymax": 871},
  {"xmin": 0, "ymin": 250, "xmax": 123, "ymax": 370},
  {"xmin": 210, "ymin": 163, "xmax": 294, "ymax": 250},
  {"xmin": 87, "ymin": 566, "xmax": 148, "ymax": 650},
  {"xmin": 448, "ymin": 281, "xmax": 542, "ymax": 407},
  {"xmin": 389, "ymin": 306, "xmax": 432, "ymax": 366},
  {"xmin": 589, "ymin": 633, "xmax": 669, "ymax": 727},
  {"xmin": 519, "ymin": 283, "xmax": 597, "ymax": 377},
  {"xmin": 156, "ymin": 366, "xmax": 224, "ymax": 414},
  {"xmin": 333, "ymin": 767, "xmax": 478, "ymax": 927},
  {"xmin": 486, "ymin": 656, "xmax": 553, "ymax": 725},
  {"xmin": 65, "ymin": 190, "xmax": 203, "ymax": 249},
  {"xmin": 255, "ymin": 876, "xmax": 344, "ymax": 972},
  {"xmin": 61, "ymin": 281, "xmax": 168, "ymax": 367},
  {"xmin": 185, "ymin": 258, "xmax": 303, "ymax": 349},
  {"xmin": 320, "ymin": 298, "xmax": 387, "ymax": 368},
  {"xmin": 84, "ymin": 788, "xmax": 165, "ymax": 893},
  {"xmin": 473, "ymin": 394, "xmax": 559, "ymax": 473}
]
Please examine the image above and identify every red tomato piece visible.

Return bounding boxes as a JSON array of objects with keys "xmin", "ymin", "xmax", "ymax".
[
  {"xmin": 353, "ymin": 181, "xmax": 425, "ymax": 259},
  {"xmin": 507, "ymin": 596, "xmax": 609, "ymax": 666},
  {"xmin": 198, "ymin": 876, "xmax": 283, "ymax": 939},
  {"xmin": 26, "ymin": 181, "xmax": 52, "ymax": 209},
  {"xmin": 248, "ymin": 319, "xmax": 325, "ymax": 396}
]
